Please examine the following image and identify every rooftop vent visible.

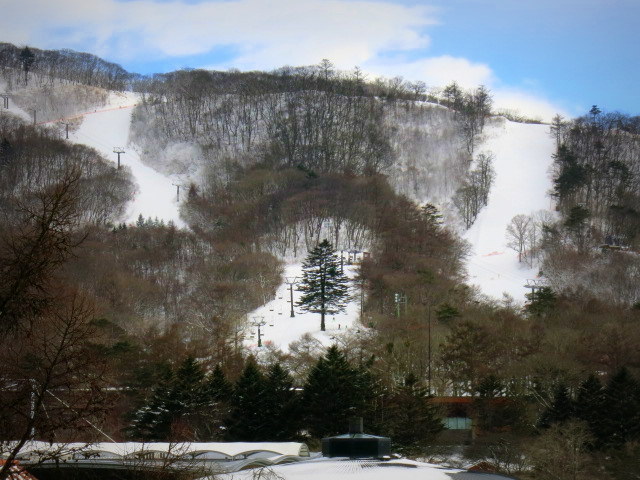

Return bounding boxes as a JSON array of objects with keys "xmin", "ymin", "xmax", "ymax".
[{"xmin": 321, "ymin": 418, "xmax": 391, "ymax": 459}]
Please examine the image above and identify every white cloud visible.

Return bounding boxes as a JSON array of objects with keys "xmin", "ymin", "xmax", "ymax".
[
  {"xmin": 365, "ymin": 55, "xmax": 494, "ymax": 89},
  {"xmin": 492, "ymin": 88, "xmax": 570, "ymax": 122},
  {"xmin": 1, "ymin": 0, "xmax": 435, "ymax": 69},
  {"xmin": 0, "ymin": 0, "xmax": 568, "ymax": 120}
]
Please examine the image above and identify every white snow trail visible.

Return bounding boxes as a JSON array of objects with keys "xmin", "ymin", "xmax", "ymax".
[
  {"xmin": 67, "ymin": 92, "xmax": 184, "ymax": 227},
  {"xmin": 464, "ymin": 120, "xmax": 556, "ymax": 302}
]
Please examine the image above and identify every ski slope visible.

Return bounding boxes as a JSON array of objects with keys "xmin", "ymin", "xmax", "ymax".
[
  {"xmin": 245, "ymin": 263, "xmax": 364, "ymax": 353},
  {"xmin": 68, "ymin": 92, "xmax": 184, "ymax": 227},
  {"xmin": 464, "ymin": 120, "xmax": 556, "ymax": 303}
]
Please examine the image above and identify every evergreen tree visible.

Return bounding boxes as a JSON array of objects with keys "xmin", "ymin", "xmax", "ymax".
[
  {"xmin": 382, "ymin": 373, "xmax": 443, "ymax": 456},
  {"xmin": 262, "ymin": 363, "xmax": 301, "ymax": 441},
  {"xmin": 297, "ymin": 239, "xmax": 349, "ymax": 331},
  {"xmin": 204, "ymin": 364, "xmax": 233, "ymax": 403},
  {"xmin": 128, "ymin": 367, "xmax": 175, "ymax": 440},
  {"xmin": 127, "ymin": 356, "xmax": 208, "ymax": 441},
  {"xmin": 538, "ymin": 383, "xmax": 574, "ymax": 429},
  {"xmin": 302, "ymin": 346, "xmax": 375, "ymax": 438},
  {"xmin": 200, "ymin": 364, "xmax": 233, "ymax": 440},
  {"xmin": 574, "ymin": 374, "xmax": 605, "ymax": 447},
  {"xmin": 525, "ymin": 287, "xmax": 557, "ymax": 317},
  {"xmin": 599, "ymin": 367, "xmax": 640, "ymax": 448},
  {"xmin": 225, "ymin": 358, "xmax": 267, "ymax": 441}
]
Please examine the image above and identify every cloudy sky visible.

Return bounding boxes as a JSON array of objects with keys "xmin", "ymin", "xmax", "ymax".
[{"xmin": 1, "ymin": 0, "xmax": 638, "ymax": 120}]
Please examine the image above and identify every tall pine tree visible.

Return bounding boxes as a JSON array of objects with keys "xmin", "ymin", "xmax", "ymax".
[
  {"xmin": 538, "ymin": 383, "xmax": 574, "ymax": 429},
  {"xmin": 574, "ymin": 374, "xmax": 605, "ymax": 448},
  {"xmin": 382, "ymin": 373, "xmax": 443, "ymax": 456},
  {"xmin": 200, "ymin": 364, "xmax": 233, "ymax": 440},
  {"xmin": 297, "ymin": 239, "xmax": 349, "ymax": 331},
  {"xmin": 225, "ymin": 358, "xmax": 267, "ymax": 441},
  {"xmin": 302, "ymin": 346, "xmax": 375, "ymax": 438},
  {"xmin": 262, "ymin": 363, "xmax": 301, "ymax": 441},
  {"xmin": 599, "ymin": 367, "xmax": 640, "ymax": 448}
]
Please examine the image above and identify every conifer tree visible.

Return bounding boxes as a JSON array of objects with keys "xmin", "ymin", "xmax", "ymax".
[
  {"xmin": 262, "ymin": 363, "xmax": 300, "ymax": 441},
  {"xmin": 205, "ymin": 364, "xmax": 233, "ymax": 403},
  {"xmin": 538, "ymin": 383, "xmax": 574, "ymax": 429},
  {"xmin": 297, "ymin": 239, "xmax": 349, "ymax": 331},
  {"xmin": 302, "ymin": 346, "xmax": 374, "ymax": 438},
  {"xmin": 599, "ymin": 367, "xmax": 640, "ymax": 448},
  {"xmin": 574, "ymin": 374, "xmax": 605, "ymax": 446},
  {"xmin": 128, "ymin": 368, "xmax": 175, "ymax": 440},
  {"xmin": 127, "ymin": 356, "xmax": 207, "ymax": 441},
  {"xmin": 382, "ymin": 373, "xmax": 443, "ymax": 456},
  {"xmin": 225, "ymin": 358, "xmax": 266, "ymax": 441},
  {"xmin": 200, "ymin": 364, "xmax": 233, "ymax": 440}
]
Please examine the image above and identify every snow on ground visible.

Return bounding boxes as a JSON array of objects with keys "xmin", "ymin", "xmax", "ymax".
[
  {"xmin": 464, "ymin": 119, "xmax": 556, "ymax": 303},
  {"xmin": 245, "ymin": 262, "xmax": 364, "ymax": 353},
  {"xmin": 0, "ymin": 81, "xmax": 32, "ymax": 122},
  {"xmin": 219, "ymin": 457, "xmax": 511, "ymax": 480},
  {"xmin": 67, "ymin": 92, "xmax": 185, "ymax": 227}
]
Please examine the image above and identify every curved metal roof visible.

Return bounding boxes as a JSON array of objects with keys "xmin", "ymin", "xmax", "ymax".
[{"xmin": 7, "ymin": 442, "xmax": 310, "ymax": 462}]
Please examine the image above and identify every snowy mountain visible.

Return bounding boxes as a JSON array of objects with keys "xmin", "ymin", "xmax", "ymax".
[{"xmin": 3, "ymin": 76, "xmax": 555, "ymax": 351}]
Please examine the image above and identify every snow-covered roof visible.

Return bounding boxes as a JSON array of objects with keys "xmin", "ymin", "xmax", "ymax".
[
  {"xmin": 9, "ymin": 442, "xmax": 309, "ymax": 461},
  {"xmin": 218, "ymin": 457, "xmax": 516, "ymax": 480}
]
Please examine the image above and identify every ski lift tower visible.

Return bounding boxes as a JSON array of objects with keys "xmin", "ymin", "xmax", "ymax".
[
  {"xmin": 284, "ymin": 277, "xmax": 299, "ymax": 317},
  {"xmin": 0, "ymin": 93, "xmax": 9, "ymax": 109},
  {"xmin": 524, "ymin": 278, "xmax": 546, "ymax": 302},
  {"xmin": 251, "ymin": 316, "xmax": 267, "ymax": 347},
  {"xmin": 113, "ymin": 147, "xmax": 125, "ymax": 169}
]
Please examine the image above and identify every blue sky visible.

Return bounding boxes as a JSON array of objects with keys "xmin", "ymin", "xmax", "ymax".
[{"xmin": 2, "ymin": 0, "xmax": 638, "ymax": 120}]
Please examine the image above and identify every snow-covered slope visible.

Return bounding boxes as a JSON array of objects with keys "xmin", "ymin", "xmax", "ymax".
[
  {"xmin": 67, "ymin": 92, "xmax": 184, "ymax": 227},
  {"xmin": 464, "ymin": 119, "xmax": 556, "ymax": 303},
  {"xmin": 245, "ymin": 263, "xmax": 363, "ymax": 353}
]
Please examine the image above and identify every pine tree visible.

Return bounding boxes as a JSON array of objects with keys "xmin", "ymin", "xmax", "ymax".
[
  {"xmin": 382, "ymin": 373, "xmax": 443, "ymax": 456},
  {"xmin": 127, "ymin": 356, "xmax": 208, "ymax": 441},
  {"xmin": 200, "ymin": 364, "xmax": 233, "ymax": 440},
  {"xmin": 128, "ymin": 367, "xmax": 175, "ymax": 440},
  {"xmin": 598, "ymin": 367, "xmax": 640, "ymax": 448},
  {"xmin": 262, "ymin": 363, "xmax": 301, "ymax": 441},
  {"xmin": 525, "ymin": 287, "xmax": 557, "ymax": 317},
  {"xmin": 225, "ymin": 358, "xmax": 267, "ymax": 441},
  {"xmin": 538, "ymin": 383, "xmax": 574, "ymax": 429},
  {"xmin": 574, "ymin": 374, "xmax": 605, "ymax": 447},
  {"xmin": 297, "ymin": 239, "xmax": 349, "ymax": 331},
  {"xmin": 302, "ymin": 346, "xmax": 374, "ymax": 438}
]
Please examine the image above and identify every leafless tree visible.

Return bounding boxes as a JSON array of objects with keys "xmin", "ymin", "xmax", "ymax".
[{"xmin": 506, "ymin": 214, "xmax": 532, "ymax": 263}]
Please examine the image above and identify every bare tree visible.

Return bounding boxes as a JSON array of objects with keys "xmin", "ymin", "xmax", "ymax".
[
  {"xmin": 506, "ymin": 214, "xmax": 532, "ymax": 263},
  {"xmin": 0, "ymin": 170, "xmax": 110, "ymax": 480}
]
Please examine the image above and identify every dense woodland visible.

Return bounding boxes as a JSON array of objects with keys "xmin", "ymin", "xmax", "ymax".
[{"xmin": 1, "ymin": 44, "xmax": 640, "ymax": 480}]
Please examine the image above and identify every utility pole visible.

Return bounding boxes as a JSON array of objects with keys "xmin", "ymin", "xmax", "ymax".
[
  {"xmin": 32, "ymin": 109, "xmax": 36, "ymax": 125},
  {"xmin": 0, "ymin": 94, "xmax": 8, "ymax": 109},
  {"xmin": 284, "ymin": 277, "xmax": 299, "ymax": 317},
  {"xmin": 172, "ymin": 183, "xmax": 181, "ymax": 202},
  {"xmin": 61, "ymin": 122, "xmax": 69, "ymax": 139},
  {"xmin": 359, "ymin": 278, "xmax": 365, "ymax": 319},
  {"xmin": 394, "ymin": 292, "xmax": 407, "ymax": 317},
  {"xmin": 113, "ymin": 147, "xmax": 125, "ymax": 169},
  {"xmin": 427, "ymin": 304, "xmax": 432, "ymax": 396},
  {"xmin": 420, "ymin": 292, "xmax": 434, "ymax": 396},
  {"xmin": 251, "ymin": 316, "xmax": 266, "ymax": 347}
]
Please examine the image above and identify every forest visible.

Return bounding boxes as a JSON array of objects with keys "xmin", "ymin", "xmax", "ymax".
[{"xmin": 1, "ymin": 43, "xmax": 639, "ymax": 480}]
